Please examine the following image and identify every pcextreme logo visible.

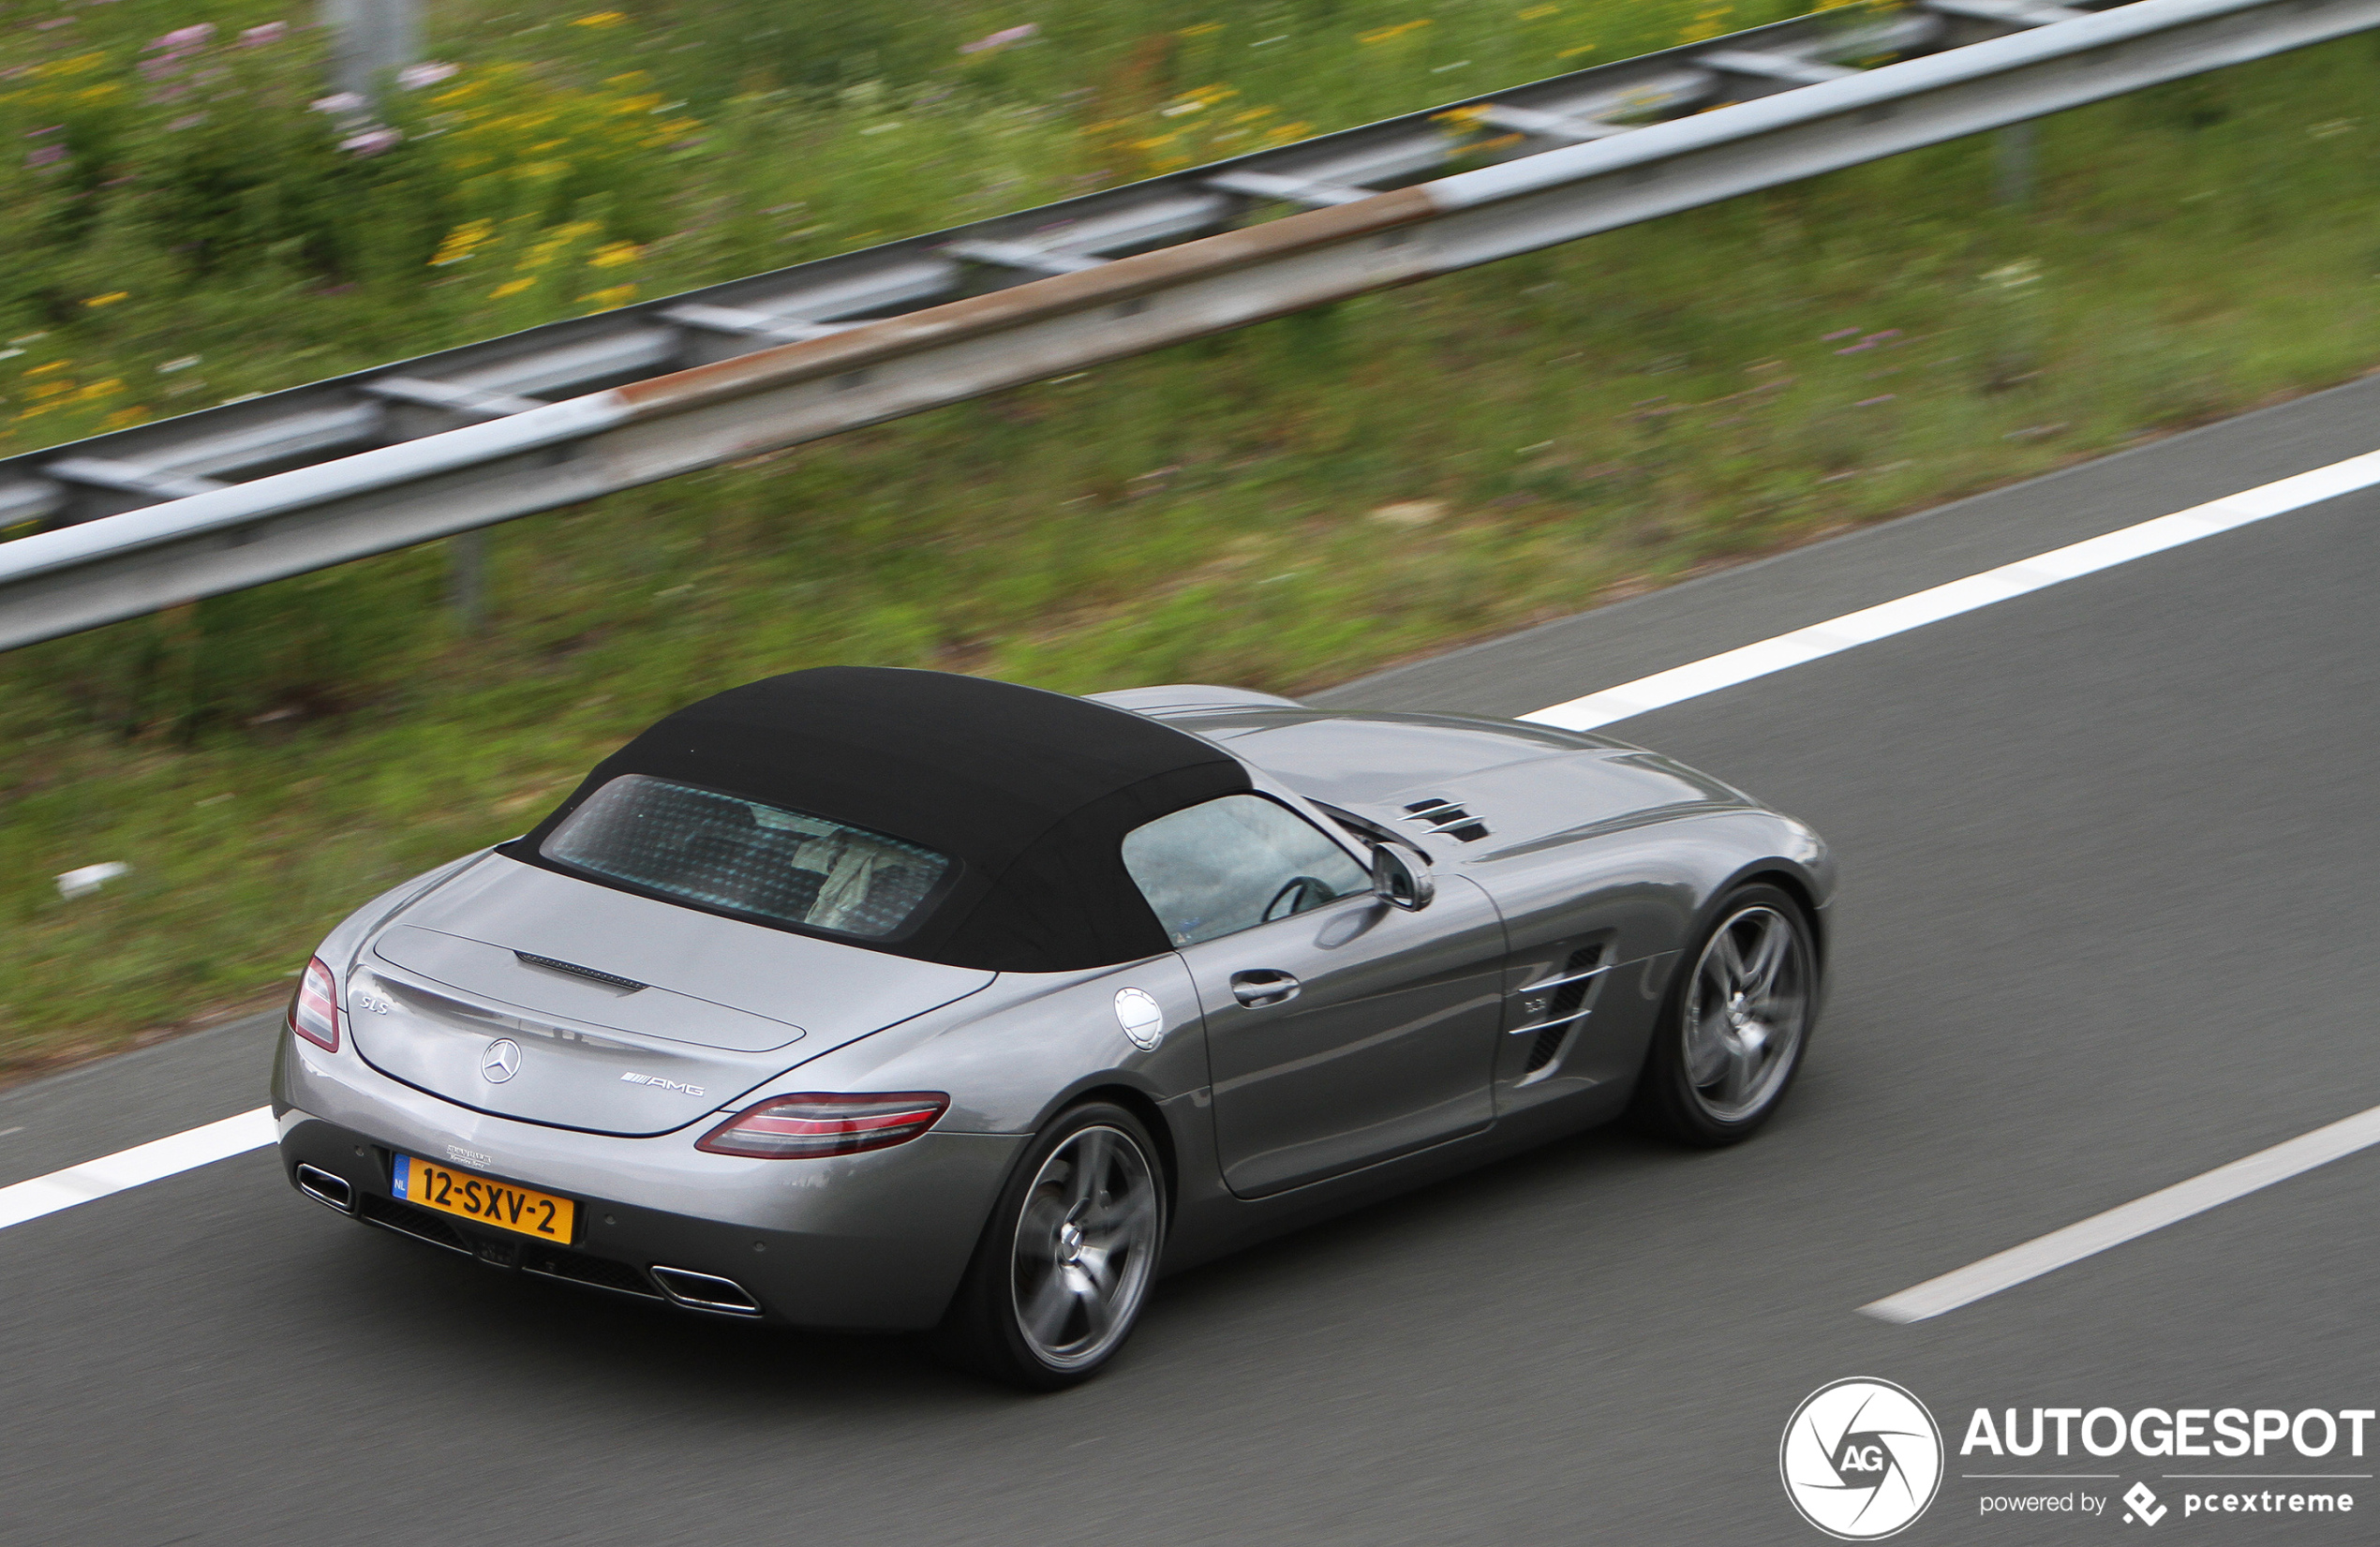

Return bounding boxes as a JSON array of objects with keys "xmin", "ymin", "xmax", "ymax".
[{"xmin": 1782, "ymin": 1377, "xmax": 1946, "ymax": 1540}]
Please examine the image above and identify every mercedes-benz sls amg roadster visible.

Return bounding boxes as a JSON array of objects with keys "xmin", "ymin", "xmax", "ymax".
[{"xmin": 275, "ymin": 667, "xmax": 1831, "ymax": 1387}]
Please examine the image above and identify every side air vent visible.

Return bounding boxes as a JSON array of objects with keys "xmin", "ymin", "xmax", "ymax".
[
  {"xmin": 1402, "ymin": 796, "xmax": 1490, "ymax": 842},
  {"xmin": 514, "ymin": 951, "xmax": 647, "ymax": 991},
  {"xmin": 1524, "ymin": 945, "xmax": 1607, "ymax": 1074}
]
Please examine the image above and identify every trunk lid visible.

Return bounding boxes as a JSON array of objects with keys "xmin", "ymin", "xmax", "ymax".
[{"xmin": 347, "ymin": 855, "xmax": 992, "ymax": 1136}]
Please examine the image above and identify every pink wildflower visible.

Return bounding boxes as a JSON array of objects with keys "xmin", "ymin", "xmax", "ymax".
[
  {"xmin": 396, "ymin": 61, "xmax": 458, "ymax": 89},
  {"xmin": 149, "ymin": 22, "xmax": 215, "ymax": 49},
  {"xmin": 26, "ymin": 144, "xmax": 66, "ymax": 169},
  {"xmin": 959, "ymin": 22, "xmax": 1038, "ymax": 54},
  {"xmin": 340, "ymin": 126, "xmax": 402, "ymax": 156},
  {"xmin": 310, "ymin": 91, "xmax": 366, "ymax": 114},
  {"xmin": 239, "ymin": 22, "xmax": 289, "ymax": 46}
]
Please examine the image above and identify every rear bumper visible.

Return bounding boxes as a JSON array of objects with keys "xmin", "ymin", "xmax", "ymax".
[{"xmin": 274, "ymin": 1030, "xmax": 1026, "ymax": 1331}]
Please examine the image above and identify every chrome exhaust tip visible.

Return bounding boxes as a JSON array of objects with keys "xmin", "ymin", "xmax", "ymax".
[
  {"xmin": 648, "ymin": 1265, "xmax": 763, "ymax": 1316},
  {"xmin": 294, "ymin": 1163, "xmax": 354, "ymax": 1213}
]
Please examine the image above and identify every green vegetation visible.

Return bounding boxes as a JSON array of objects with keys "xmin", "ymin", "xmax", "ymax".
[{"xmin": 3, "ymin": 0, "xmax": 2378, "ymax": 1076}]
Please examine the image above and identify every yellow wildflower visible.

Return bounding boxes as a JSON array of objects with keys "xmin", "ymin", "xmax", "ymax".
[
  {"xmin": 76, "ymin": 379, "xmax": 125, "ymax": 400},
  {"xmin": 1357, "ymin": 20, "xmax": 1433, "ymax": 44},
  {"xmin": 1558, "ymin": 43, "xmax": 1598, "ymax": 57},
  {"xmin": 588, "ymin": 241, "xmax": 642, "ymax": 269},
  {"xmin": 1518, "ymin": 4, "xmax": 1559, "ymax": 16},
  {"xmin": 430, "ymin": 219, "xmax": 494, "ymax": 265},
  {"xmin": 490, "ymin": 278, "xmax": 538, "ymax": 299},
  {"xmin": 578, "ymin": 285, "xmax": 637, "ymax": 311},
  {"xmin": 82, "ymin": 292, "xmax": 128, "ymax": 309},
  {"xmin": 32, "ymin": 380, "xmax": 70, "ymax": 398},
  {"xmin": 573, "ymin": 11, "xmax": 628, "ymax": 26},
  {"xmin": 1179, "ymin": 22, "xmax": 1224, "ymax": 37},
  {"xmin": 26, "ymin": 361, "xmax": 67, "ymax": 376},
  {"xmin": 1679, "ymin": 4, "xmax": 1732, "ymax": 42}
]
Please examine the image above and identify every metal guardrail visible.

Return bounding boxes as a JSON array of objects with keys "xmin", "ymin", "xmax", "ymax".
[{"xmin": 2, "ymin": 0, "xmax": 2372, "ymax": 650}]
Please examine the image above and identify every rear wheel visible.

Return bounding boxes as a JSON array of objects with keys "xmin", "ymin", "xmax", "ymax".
[
  {"xmin": 1630, "ymin": 884, "xmax": 1818, "ymax": 1146},
  {"xmin": 937, "ymin": 1101, "xmax": 1167, "ymax": 1391}
]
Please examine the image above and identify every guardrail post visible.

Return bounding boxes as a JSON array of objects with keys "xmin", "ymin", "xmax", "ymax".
[
  {"xmin": 319, "ymin": 0, "xmax": 418, "ymax": 102},
  {"xmin": 448, "ymin": 528, "xmax": 488, "ymax": 634},
  {"xmin": 1994, "ymin": 120, "xmax": 2036, "ymax": 207}
]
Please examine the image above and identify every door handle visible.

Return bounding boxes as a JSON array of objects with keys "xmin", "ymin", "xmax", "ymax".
[{"xmin": 1230, "ymin": 970, "xmax": 1302, "ymax": 1008}]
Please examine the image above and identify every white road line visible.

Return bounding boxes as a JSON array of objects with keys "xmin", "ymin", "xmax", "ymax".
[
  {"xmin": 8, "ymin": 445, "xmax": 2380, "ymax": 1239},
  {"xmin": 1862, "ymin": 1102, "xmax": 2380, "ymax": 1323},
  {"xmin": 1521, "ymin": 448, "xmax": 2380, "ymax": 731},
  {"xmin": 0, "ymin": 1107, "xmax": 275, "ymax": 1231}
]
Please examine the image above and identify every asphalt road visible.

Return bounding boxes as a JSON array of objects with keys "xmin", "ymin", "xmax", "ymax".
[{"xmin": 8, "ymin": 376, "xmax": 2380, "ymax": 1546}]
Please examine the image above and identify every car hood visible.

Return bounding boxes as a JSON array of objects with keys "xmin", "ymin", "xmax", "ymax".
[
  {"xmin": 1168, "ymin": 708, "xmax": 1757, "ymax": 851},
  {"xmin": 345, "ymin": 855, "xmax": 993, "ymax": 1136}
]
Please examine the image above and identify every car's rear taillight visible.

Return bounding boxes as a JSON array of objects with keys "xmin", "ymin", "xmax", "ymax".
[
  {"xmin": 289, "ymin": 956, "xmax": 339, "ymax": 1051},
  {"xmin": 696, "ymin": 1092, "xmax": 949, "ymax": 1158}
]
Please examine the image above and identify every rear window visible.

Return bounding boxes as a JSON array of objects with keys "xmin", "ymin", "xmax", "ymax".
[{"xmin": 542, "ymin": 774, "xmax": 950, "ymax": 940}]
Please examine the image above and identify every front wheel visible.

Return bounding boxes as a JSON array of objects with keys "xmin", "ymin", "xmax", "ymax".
[
  {"xmin": 936, "ymin": 1101, "xmax": 1168, "ymax": 1391},
  {"xmin": 1629, "ymin": 884, "xmax": 1818, "ymax": 1146}
]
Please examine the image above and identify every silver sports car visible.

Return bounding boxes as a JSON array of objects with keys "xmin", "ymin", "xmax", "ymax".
[{"xmin": 275, "ymin": 667, "xmax": 1831, "ymax": 1387}]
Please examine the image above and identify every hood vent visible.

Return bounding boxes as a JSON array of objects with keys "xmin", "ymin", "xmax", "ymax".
[{"xmin": 1402, "ymin": 796, "xmax": 1490, "ymax": 842}]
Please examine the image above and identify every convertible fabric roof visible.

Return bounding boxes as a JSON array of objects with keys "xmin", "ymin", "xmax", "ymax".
[{"xmin": 503, "ymin": 667, "xmax": 1251, "ymax": 972}]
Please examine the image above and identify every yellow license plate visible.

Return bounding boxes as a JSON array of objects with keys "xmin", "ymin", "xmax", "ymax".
[{"xmin": 393, "ymin": 1154, "xmax": 576, "ymax": 1242}]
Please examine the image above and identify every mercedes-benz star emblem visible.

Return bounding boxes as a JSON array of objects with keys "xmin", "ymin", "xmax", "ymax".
[{"xmin": 479, "ymin": 1038, "xmax": 521, "ymax": 1083}]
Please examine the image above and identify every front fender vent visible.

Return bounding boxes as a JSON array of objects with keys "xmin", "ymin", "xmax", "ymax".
[
  {"xmin": 1402, "ymin": 796, "xmax": 1489, "ymax": 842},
  {"xmin": 1524, "ymin": 945, "xmax": 1606, "ymax": 1073}
]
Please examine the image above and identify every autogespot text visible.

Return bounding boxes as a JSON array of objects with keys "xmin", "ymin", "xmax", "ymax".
[{"xmin": 1962, "ymin": 1406, "xmax": 2375, "ymax": 1460}]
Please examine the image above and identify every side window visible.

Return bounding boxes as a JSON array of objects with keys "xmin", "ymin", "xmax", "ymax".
[{"xmin": 1122, "ymin": 795, "xmax": 1373, "ymax": 947}]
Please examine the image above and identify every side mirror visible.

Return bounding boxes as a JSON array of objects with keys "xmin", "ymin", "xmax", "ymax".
[{"xmin": 1370, "ymin": 841, "xmax": 1435, "ymax": 912}]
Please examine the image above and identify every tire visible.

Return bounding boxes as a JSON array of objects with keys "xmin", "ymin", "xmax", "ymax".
[
  {"xmin": 1629, "ymin": 884, "xmax": 1819, "ymax": 1147},
  {"xmin": 936, "ymin": 1101, "xmax": 1168, "ymax": 1391}
]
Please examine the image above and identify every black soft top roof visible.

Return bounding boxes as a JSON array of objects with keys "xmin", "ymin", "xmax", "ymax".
[{"xmin": 505, "ymin": 667, "xmax": 1251, "ymax": 972}]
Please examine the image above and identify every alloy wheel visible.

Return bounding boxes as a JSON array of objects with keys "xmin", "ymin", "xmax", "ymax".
[
  {"xmin": 1008, "ymin": 1124, "xmax": 1160, "ymax": 1372},
  {"xmin": 1680, "ymin": 903, "xmax": 1811, "ymax": 1123}
]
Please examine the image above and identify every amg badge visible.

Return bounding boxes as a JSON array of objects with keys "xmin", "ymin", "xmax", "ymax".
[{"xmin": 620, "ymin": 1071, "xmax": 707, "ymax": 1097}]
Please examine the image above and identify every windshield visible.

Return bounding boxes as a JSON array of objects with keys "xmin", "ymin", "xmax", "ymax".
[{"xmin": 541, "ymin": 774, "xmax": 950, "ymax": 940}]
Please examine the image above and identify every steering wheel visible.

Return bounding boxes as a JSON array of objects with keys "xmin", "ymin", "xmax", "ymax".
[{"xmin": 1262, "ymin": 875, "xmax": 1331, "ymax": 922}]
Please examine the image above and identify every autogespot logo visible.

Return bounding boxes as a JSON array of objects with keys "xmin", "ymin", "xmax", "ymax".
[{"xmin": 1782, "ymin": 1378, "xmax": 1946, "ymax": 1540}]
